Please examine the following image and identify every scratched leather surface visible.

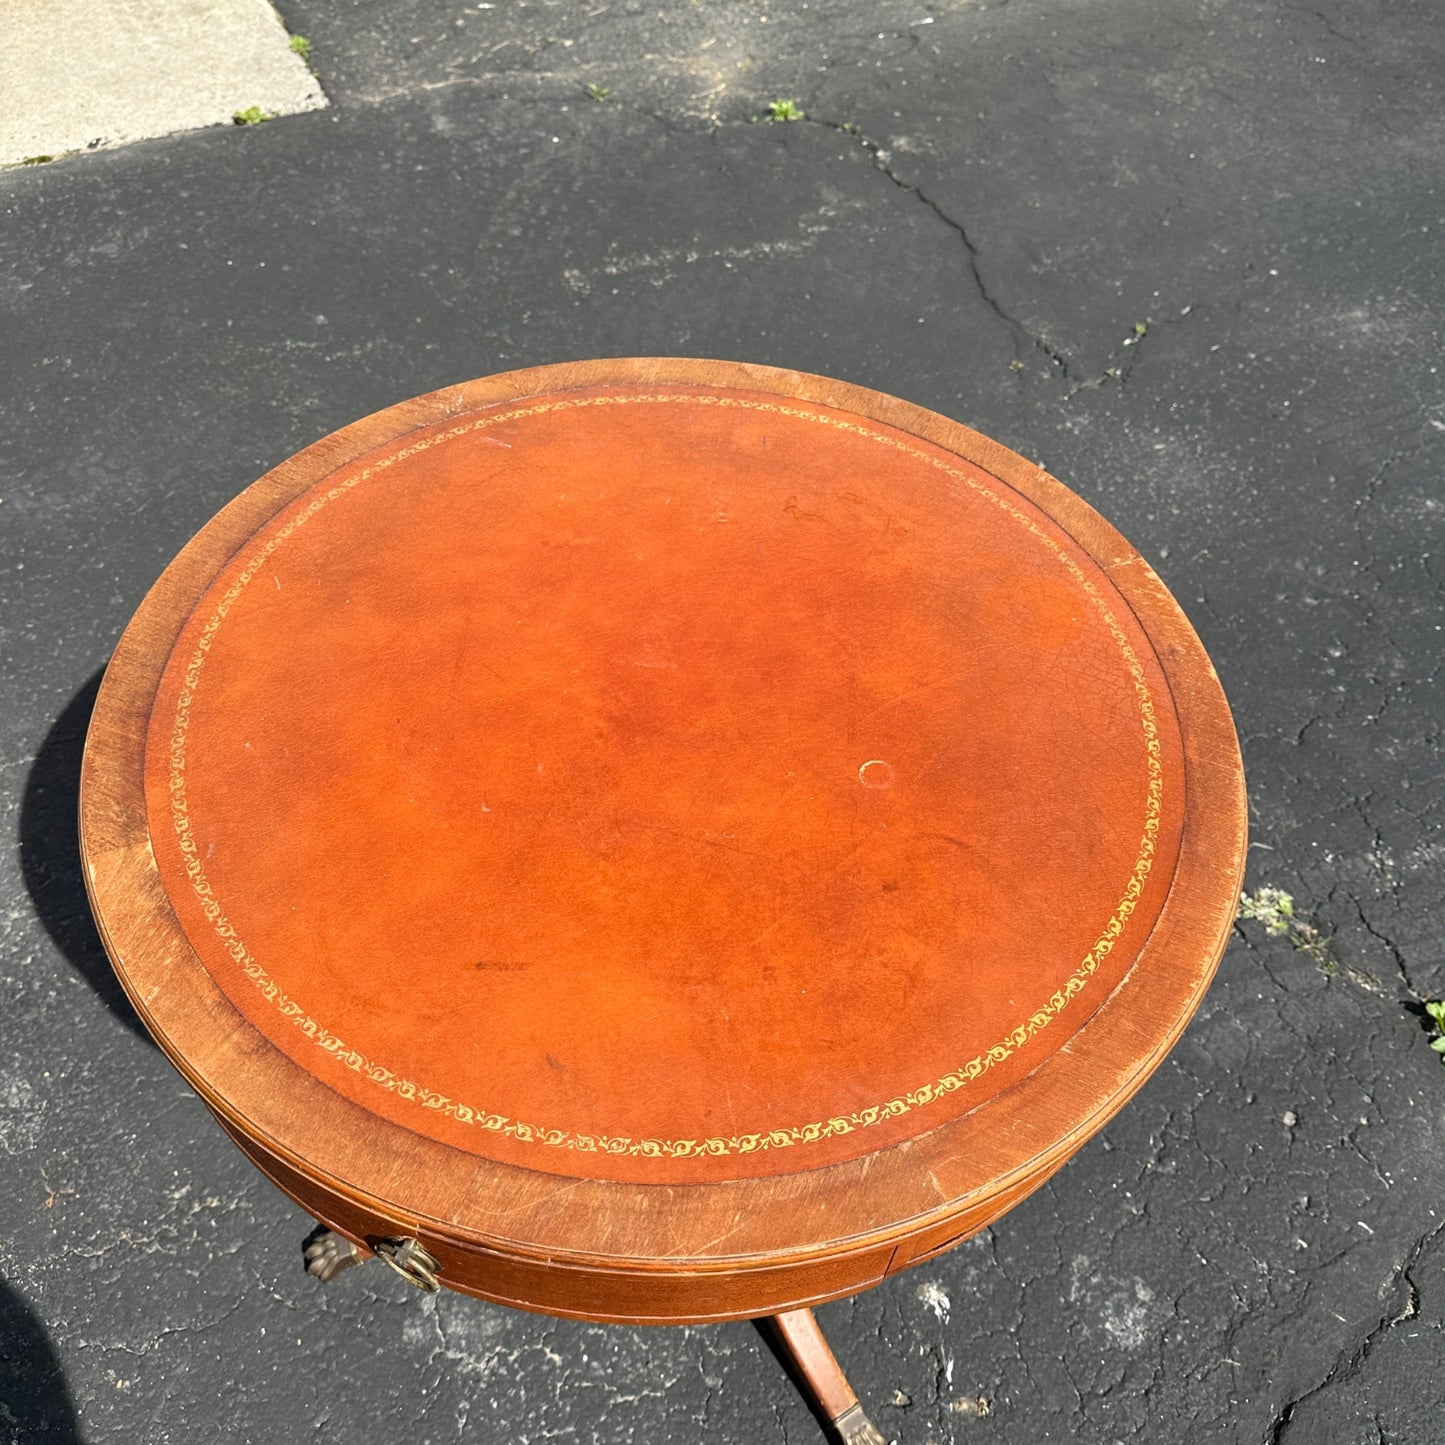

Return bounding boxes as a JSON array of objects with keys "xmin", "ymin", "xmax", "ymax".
[{"xmin": 143, "ymin": 383, "xmax": 1185, "ymax": 1182}]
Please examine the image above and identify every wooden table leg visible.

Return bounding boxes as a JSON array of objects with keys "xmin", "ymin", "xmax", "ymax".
[
  {"xmin": 302, "ymin": 1234, "xmax": 887, "ymax": 1443},
  {"xmin": 765, "ymin": 1308, "xmax": 887, "ymax": 1445}
]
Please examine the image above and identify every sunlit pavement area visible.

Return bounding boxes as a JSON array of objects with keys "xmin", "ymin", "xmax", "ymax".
[{"xmin": 2, "ymin": 2, "xmax": 1443, "ymax": 1441}]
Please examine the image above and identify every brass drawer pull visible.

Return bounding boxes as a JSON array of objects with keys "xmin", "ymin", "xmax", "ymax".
[{"xmin": 374, "ymin": 1237, "xmax": 440, "ymax": 1292}]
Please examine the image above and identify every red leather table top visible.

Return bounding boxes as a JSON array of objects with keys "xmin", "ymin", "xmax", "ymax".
[{"xmin": 83, "ymin": 360, "xmax": 1244, "ymax": 1320}]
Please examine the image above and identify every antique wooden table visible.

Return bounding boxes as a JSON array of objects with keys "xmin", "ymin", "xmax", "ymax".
[{"xmin": 81, "ymin": 359, "xmax": 1245, "ymax": 1442}]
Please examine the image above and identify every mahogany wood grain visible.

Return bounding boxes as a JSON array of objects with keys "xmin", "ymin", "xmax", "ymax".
[
  {"xmin": 80, "ymin": 359, "xmax": 1246, "ymax": 1323},
  {"xmin": 769, "ymin": 1309, "xmax": 862, "ymax": 1422}
]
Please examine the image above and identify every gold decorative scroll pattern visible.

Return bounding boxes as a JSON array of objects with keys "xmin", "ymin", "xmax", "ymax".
[{"xmin": 165, "ymin": 392, "xmax": 1165, "ymax": 1161}]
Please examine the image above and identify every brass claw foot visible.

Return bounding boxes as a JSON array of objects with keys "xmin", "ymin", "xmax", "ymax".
[
  {"xmin": 832, "ymin": 1401, "xmax": 888, "ymax": 1445},
  {"xmin": 303, "ymin": 1225, "xmax": 367, "ymax": 1282}
]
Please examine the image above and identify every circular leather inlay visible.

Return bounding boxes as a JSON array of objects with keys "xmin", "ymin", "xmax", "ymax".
[{"xmin": 143, "ymin": 384, "xmax": 1185, "ymax": 1183}]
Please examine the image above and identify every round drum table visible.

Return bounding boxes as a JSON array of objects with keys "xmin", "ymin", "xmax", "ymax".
[{"xmin": 81, "ymin": 359, "xmax": 1245, "ymax": 1442}]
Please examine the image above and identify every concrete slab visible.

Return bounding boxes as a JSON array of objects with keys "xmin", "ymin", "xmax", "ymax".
[{"xmin": 0, "ymin": 0, "xmax": 325, "ymax": 165}]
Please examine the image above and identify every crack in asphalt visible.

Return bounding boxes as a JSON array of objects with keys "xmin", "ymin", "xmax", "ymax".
[
  {"xmin": 799, "ymin": 114, "xmax": 1073, "ymax": 374},
  {"xmin": 1267, "ymin": 1219, "xmax": 1445, "ymax": 1442},
  {"xmin": 1350, "ymin": 897, "xmax": 1425, "ymax": 1002},
  {"xmin": 183, "ymin": 72, "xmax": 1221, "ymax": 408}
]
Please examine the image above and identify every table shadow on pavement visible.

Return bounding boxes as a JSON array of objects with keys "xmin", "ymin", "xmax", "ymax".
[
  {"xmin": 0, "ymin": 1278, "xmax": 84, "ymax": 1444},
  {"xmin": 20, "ymin": 669, "xmax": 152, "ymax": 1046}
]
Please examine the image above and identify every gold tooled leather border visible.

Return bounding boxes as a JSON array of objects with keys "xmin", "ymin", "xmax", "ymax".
[{"xmin": 161, "ymin": 392, "xmax": 1164, "ymax": 1161}]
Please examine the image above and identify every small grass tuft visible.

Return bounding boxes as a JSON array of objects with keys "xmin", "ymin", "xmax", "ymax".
[
  {"xmin": 765, "ymin": 98, "xmax": 803, "ymax": 122},
  {"xmin": 20, "ymin": 154, "xmax": 55, "ymax": 166},
  {"xmin": 1240, "ymin": 886, "xmax": 1295, "ymax": 935},
  {"xmin": 289, "ymin": 34, "xmax": 312, "ymax": 59},
  {"xmin": 1239, "ymin": 887, "xmax": 1335, "ymax": 971},
  {"xmin": 232, "ymin": 106, "xmax": 273, "ymax": 126},
  {"xmin": 584, "ymin": 82, "xmax": 611, "ymax": 102}
]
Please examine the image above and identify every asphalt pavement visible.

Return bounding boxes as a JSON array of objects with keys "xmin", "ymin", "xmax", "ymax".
[{"xmin": 2, "ymin": 2, "xmax": 1443, "ymax": 1442}]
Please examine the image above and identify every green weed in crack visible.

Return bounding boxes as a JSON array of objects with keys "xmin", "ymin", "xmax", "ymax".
[
  {"xmin": 765, "ymin": 99, "xmax": 804, "ymax": 122},
  {"xmin": 1238, "ymin": 886, "xmax": 1336, "ymax": 972},
  {"xmin": 1425, "ymin": 1001, "xmax": 1445, "ymax": 1066}
]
